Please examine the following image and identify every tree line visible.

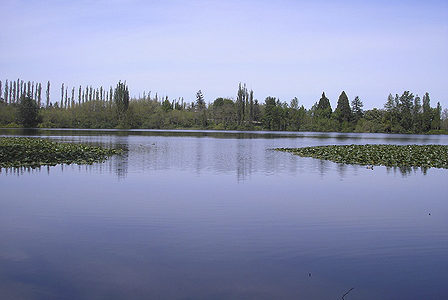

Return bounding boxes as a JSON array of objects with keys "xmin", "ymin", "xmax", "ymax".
[{"xmin": 0, "ymin": 79, "xmax": 447, "ymax": 133}]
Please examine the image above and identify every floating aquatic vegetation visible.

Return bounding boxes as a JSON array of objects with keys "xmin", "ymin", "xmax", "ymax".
[
  {"xmin": 0, "ymin": 137, "xmax": 122, "ymax": 168},
  {"xmin": 276, "ymin": 144, "xmax": 448, "ymax": 169}
]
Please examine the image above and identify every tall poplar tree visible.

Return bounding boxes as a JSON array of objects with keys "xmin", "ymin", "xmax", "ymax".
[
  {"xmin": 71, "ymin": 87, "xmax": 75, "ymax": 107},
  {"xmin": 16, "ymin": 78, "xmax": 20, "ymax": 100},
  {"xmin": 27, "ymin": 81, "xmax": 31, "ymax": 97},
  {"xmin": 4, "ymin": 80, "xmax": 9, "ymax": 103},
  {"xmin": 12, "ymin": 81, "xmax": 17, "ymax": 103},
  {"xmin": 61, "ymin": 83, "xmax": 64, "ymax": 108},
  {"xmin": 114, "ymin": 81, "xmax": 130, "ymax": 121},
  {"xmin": 37, "ymin": 83, "xmax": 42, "ymax": 107},
  {"xmin": 46, "ymin": 81, "xmax": 50, "ymax": 107},
  {"xmin": 9, "ymin": 80, "xmax": 13, "ymax": 102},
  {"xmin": 20, "ymin": 80, "xmax": 24, "ymax": 99}
]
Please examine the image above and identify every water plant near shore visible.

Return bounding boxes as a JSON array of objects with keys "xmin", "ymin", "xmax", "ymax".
[
  {"xmin": 276, "ymin": 144, "xmax": 448, "ymax": 169},
  {"xmin": 0, "ymin": 137, "xmax": 122, "ymax": 168}
]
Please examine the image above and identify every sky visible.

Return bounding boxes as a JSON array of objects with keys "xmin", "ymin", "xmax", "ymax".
[{"xmin": 1, "ymin": 0, "xmax": 447, "ymax": 109}]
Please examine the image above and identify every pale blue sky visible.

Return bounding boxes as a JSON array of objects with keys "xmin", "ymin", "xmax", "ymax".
[{"xmin": 1, "ymin": 0, "xmax": 447, "ymax": 109}]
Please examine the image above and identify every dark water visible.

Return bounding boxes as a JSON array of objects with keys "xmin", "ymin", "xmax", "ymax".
[{"xmin": 1, "ymin": 129, "xmax": 447, "ymax": 300}]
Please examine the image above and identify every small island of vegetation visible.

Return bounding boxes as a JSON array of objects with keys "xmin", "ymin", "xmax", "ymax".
[
  {"xmin": 276, "ymin": 144, "xmax": 448, "ymax": 169},
  {"xmin": 0, "ymin": 137, "xmax": 121, "ymax": 168}
]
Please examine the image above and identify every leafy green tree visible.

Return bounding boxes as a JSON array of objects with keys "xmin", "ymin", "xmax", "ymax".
[
  {"xmin": 162, "ymin": 97, "xmax": 173, "ymax": 112},
  {"xmin": 441, "ymin": 108, "xmax": 448, "ymax": 131},
  {"xmin": 212, "ymin": 98, "xmax": 236, "ymax": 128},
  {"xmin": 17, "ymin": 94, "xmax": 39, "ymax": 127},
  {"xmin": 263, "ymin": 97, "xmax": 284, "ymax": 130}
]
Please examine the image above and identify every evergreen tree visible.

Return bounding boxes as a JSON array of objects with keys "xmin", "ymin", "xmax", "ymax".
[
  {"xmin": 196, "ymin": 90, "xmax": 206, "ymax": 111},
  {"xmin": 315, "ymin": 92, "xmax": 332, "ymax": 119},
  {"xmin": 196, "ymin": 90, "xmax": 207, "ymax": 126},
  {"xmin": 335, "ymin": 91, "xmax": 352, "ymax": 123},
  {"xmin": 0, "ymin": 80, "xmax": 2, "ymax": 102},
  {"xmin": 398, "ymin": 91, "xmax": 414, "ymax": 131},
  {"xmin": 431, "ymin": 102, "xmax": 442, "ymax": 130},
  {"xmin": 384, "ymin": 93, "xmax": 400, "ymax": 132},
  {"xmin": 351, "ymin": 96, "xmax": 364, "ymax": 122}
]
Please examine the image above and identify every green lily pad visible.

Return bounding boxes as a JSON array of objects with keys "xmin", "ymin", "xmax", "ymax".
[
  {"xmin": 276, "ymin": 144, "xmax": 448, "ymax": 169},
  {"xmin": 0, "ymin": 137, "xmax": 123, "ymax": 169}
]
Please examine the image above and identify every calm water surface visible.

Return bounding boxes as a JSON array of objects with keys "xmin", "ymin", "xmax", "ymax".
[{"xmin": 1, "ymin": 129, "xmax": 447, "ymax": 299}]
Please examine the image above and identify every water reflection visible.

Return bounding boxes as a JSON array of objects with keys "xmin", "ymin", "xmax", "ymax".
[
  {"xmin": 1, "ymin": 129, "xmax": 447, "ymax": 180},
  {"xmin": 1, "ymin": 129, "xmax": 448, "ymax": 299}
]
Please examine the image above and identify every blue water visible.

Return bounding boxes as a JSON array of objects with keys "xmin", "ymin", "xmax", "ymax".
[{"xmin": 1, "ymin": 129, "xmax": 447, "ymax": 299}]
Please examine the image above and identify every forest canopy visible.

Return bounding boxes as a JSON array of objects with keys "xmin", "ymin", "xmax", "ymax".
[{"xmin": 0, "ymin": 79, "xmax": 447, "ymax": 134}]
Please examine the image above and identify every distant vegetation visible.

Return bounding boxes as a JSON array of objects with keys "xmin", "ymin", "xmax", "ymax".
[
  {"xmin": 0, "ymin": 137, "xmax": 121, "ymax": 168},
  {"xmin": 0, "ymin": 78, "xmax": 447, "ymax": 134},
  {"xmin": 277, "ymin": 145, "xmax": 448, "ymax": 169}
]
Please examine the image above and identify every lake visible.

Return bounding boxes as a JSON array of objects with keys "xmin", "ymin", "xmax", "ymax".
[{"xmin": 1, "ymin": 129, "xmax": 447, "ymax": 300}]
